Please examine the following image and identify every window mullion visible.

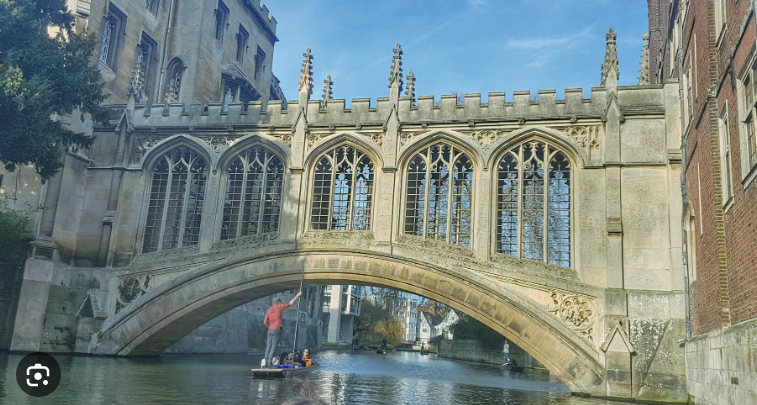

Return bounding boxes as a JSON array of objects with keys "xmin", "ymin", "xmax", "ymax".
[
  {"xmin": 543, "ymin": 147, "xmax": 550, "ymax": 264},
  {"xmin": 447, "ymin": 157, "xmax": 454, "ymax": 244},
  {"xmin": 348, "ymin": 161, "xmax": 357, "ymax": 231},
  {"xmin": 423, "ymin": 151, "xmax": 431, "ymax": 239},
  {"xmin": 157, "ymin": 160, "xmax": 172, "ymax": 252},
  {"xmin": 237, "ymin": 156, "xmax": 248, "ymax": 239},
  {"xmin": 177, "ymin": 162, "xmax": 192, "ymax": 248},
  {"xmin": 257, "ymin": 152, "xmax": 270, "ymax": 235},
  {"xmin": 517, "ymin": 148, "xmax": 524, "ymax": 259},
  {"xmin": 327, "ymin": 155, "xmax": 336, "ymax": 230}
]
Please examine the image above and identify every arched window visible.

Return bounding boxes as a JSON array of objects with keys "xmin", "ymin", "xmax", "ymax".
[
  {"xmin": 310, "ymin": 145, "xmax": 374, "ymax": 231},
  {"xmin": 143, "ymin": 147, "xmax": 208, "ymax": 253},
  {"xmin": 164, "ymin": 58, "xmax": 184, "ymax": 102},
  {"xmin": 496, "ymin": 140, "xmax": 571, "ymax": 266},
  {"xmin": 404, "ymin": 143, "xmax": 473, "ymax": 246},
  {"xmin": 221, "ymin": 146, "xmax": 284, "ymax": 239}
]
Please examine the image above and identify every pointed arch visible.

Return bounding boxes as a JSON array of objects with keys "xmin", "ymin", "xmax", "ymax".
[
  {"xmin": 218, "ymin": 138, "xmax": 287, "ymax": 240},
  {"xmin": 486, "ymin": 126, "xmax": 587, "ymax": 169},
  {"xmin": 307, "ymin": 138, "xmax": 376, "ymax": 231},
  {"xmin": 163, "ymin": 57, "xmax": 186, "ymax": 103},
  {"xmin": 304, "ymin": 132, "xmax": 383, "ymax": 170},
  {"xmin": 139, "ymin": 134, "xmax": 215, "ymax": 173},
  {"xmin": 398, "ymin": 129, "xmax": 485, "ymax": 170},
  {"xmin": 401, "ymin": 135, "xmax": 476, "ymax": 247},
  {"xmin": 491, "ymin": 134, "xmax": 574, "ymax": 267},
  {"xmin": 217, "ymin": 133, "xmax": 291, "ymax": 170}
]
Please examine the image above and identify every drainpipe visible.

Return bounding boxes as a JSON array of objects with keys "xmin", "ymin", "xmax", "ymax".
[
  {"xmin": 156, "ymin": 0, "xmax": 177, "ymax": 102},
  {"xmin": 677, "ymin": 0, "xmax": 692, "ymax": 339}
]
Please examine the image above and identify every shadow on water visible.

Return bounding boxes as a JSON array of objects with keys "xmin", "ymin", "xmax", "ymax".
[{"xmin": 0, "ymin": 351, "xmax": 626, "ymax": 404}]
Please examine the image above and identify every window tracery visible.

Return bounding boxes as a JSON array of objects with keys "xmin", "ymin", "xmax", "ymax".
[
  {"xmin": 404, "ymin": 143, "xmax": 473, "ymax": 246},
  {"xmin": 310, "ymin": 145, "xmax": 374, "ymax": 231},
  {"xmin": 221, "ymin": 146, "xmax": 284, "ymax": 239},
  {"xmin": 142, "ymin": 147, "xmax": 207, "ymax": 253},
  {"xmin": 496, "ymin": 140, "xmax": 571, "ymax": 266}
]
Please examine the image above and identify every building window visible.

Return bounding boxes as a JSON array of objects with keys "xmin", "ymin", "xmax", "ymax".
[
  {"xmin": 496, "ymin": 140, "xmax": 571, "ymax": 267},
  {"xmin": 685, "ymin": 211, "xmax": 697, "ymax": 282},
  {"xmin": 254, "ymin": 47, "xmax": 266, "ymax": 83},
  {"xmin": 164, "ymin": 58, "xmax": 184, "ymax": 103},
  {"xmin": 236, "ymin": 25, "xmax": 249, "ymax": 63},
  {"xmin": 135, "ymin": 33, "xmax": 159, "ymax": 103},
  {"xmin": 142, "ymin": 147, "xmax": 208, "ymax": 253},
  {"xmin": 146, "ymin": 0, "xmax": 159, "ymax": 15},
  {"xmin": 718, "ymin": 107, "xmax": 733, "ymax": 203},
  {"xmin": 214, "ymin": 1, "xmax": 229, "ymax": 43},
  {"xmin": 310, "ymin": 145, "xmax": 375, "ymax": 231},
  {"xmin": 99, "ymin": 6, "xmax": 126, "ymax": 70},
  {"xmin": 714, "ymin": 0, "xmax": 726, "ymax": 39},
  {"xmin": 741, "ymin": 61, "xmax": 757, "ymax": 175},
  {"xmin": 221, "ymin": 146, "xmax": 284, "ymax": 240},
  {"xmin": 404, "ymin": 143, "xmax": 473, "ymax": 246}
]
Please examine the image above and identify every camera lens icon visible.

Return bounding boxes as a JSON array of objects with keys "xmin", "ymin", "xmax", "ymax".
[
  {"xmin": 26, "ymin": 363, "xmax": 50, "ymax": 387},
  {"xmin": 16, "ymin": 352, "xmax": 60, "ymax": 397}
]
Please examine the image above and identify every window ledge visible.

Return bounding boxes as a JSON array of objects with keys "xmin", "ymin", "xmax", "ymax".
[
  {"xmin": 742, "ymin": 163, "xmax": 757, "ymax": 189},
  {"xmin": 723, "ymin": 196, "xmax": 734, "ymax": 213}
]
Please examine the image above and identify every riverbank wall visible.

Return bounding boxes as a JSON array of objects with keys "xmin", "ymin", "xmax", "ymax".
[
  {"xmin": 685, "ymin": 318, "xmax": 757, "ymax": 405},
  {"xmin": 437, "ymin": 339, "xmax": 544, "ymax": 369}
]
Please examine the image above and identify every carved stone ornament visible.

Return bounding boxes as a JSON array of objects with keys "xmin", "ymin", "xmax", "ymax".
[
  {"xmin": 198, "ymin": 135, "xmax": 237, "ymax": 152},
  {"xmin": 298, "ymin": 48, "xmax": 314, "ymax": 95},
  {"xmin": 133, "ymin": 136, "xmax": 161, "ymax": 155},
  {"xmin": 115, "ymin": 275, "xmax": 151, "ymax": 314},
  {"xmin": 548, "ymin": 291, "xmax": 596, "ymax": 342},
  {"xmin": 307, "ymin": 133, "xmax": 323, "ymax": 148},
  {"xmin": 269, "ymin": 132, "xmax": 293, "ymax": 147},
  {"xmin": 210, "ymin": 232, "xmax": 280, "ymax": 253},
  {"xmin": 399, "ymin": 131, "xmax": 419, "ymax": 146},
  {"xmin": 555, "ymin": 125, "xmax": 601, "ymax": 155},
  {"xmin": 358, "ymin": 132, "xmax": 384, "ymax": 146},
  {"xmin": 466, "ymin": 129, "xmax": 510, "ymax": 151}
]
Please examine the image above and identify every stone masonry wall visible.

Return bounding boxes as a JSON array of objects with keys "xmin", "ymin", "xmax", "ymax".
[{"xmin": 685, "ymin": 318, "xmax": 757, "ymax": 405}]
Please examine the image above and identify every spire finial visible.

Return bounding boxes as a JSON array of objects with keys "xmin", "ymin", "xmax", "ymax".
[
  {"xmin": 406, "ymin": 70, "xmax": 415, "ymax": 103},
  {"xmin": 298, "ymin": 48, "xmax": 314, "ymax": 95},
  {"xmin": 388, "ymin": 43, "xmax": 403, "ymax": 92},
  {"xmin": 601, "ymin": 28, "xmax": 619, "ymax": 86},
  {"xmin": 322, "ymin": 75, "xmax": 333, "ymax": 105},
  {"xmin": 637, "ymin": 33, "xmax": 650, "ymax": 85}
]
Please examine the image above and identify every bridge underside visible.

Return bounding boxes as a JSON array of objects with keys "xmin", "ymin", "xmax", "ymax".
[{"xmin": 91, "ymin": 249, "xmax": 656, "ymax": 398}]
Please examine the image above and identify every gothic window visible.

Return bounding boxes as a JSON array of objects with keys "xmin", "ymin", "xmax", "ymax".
[
  {"xmin": 740, "ymin": 60, "xmax": 757, "ymax": 175},
  {"xmin": 164, "ymin": 58, "xmax": 184, "ymax": 103},
  {"xmin": 495, "ymin": 140, "xmax": 571, "ymax": 267},
  {"xmin": 135, "ymin": 34, "xmax": 158, "ymax": 103},
  {"xmin": 236, "ymin": 25, "xmax": 249, "ymax": 63},
  {"xmin": 146, "ymin": 0, "xmax": 159, "ymax": 15},
  {"xmin": 221, "ymin": 146, "xmax": 284, "ymax": 239},
  {"xmin": 404, "ymin": 143, "xmax": 473, "ymax": 246},
  {"xmin": 214, "ymin": 1, "xmax": 229, "ymax": 43},
  {"xmin": 310, "ymin": 145, "xmax": 375, "ymax": 231},
  {"xmin": 143, "ymin": 147, "xmax": 208, "ymax": 253},
  {"xmin": 254, "ymin": 46, "xmax": 266, "ymax": 82},
  {"xmin": 99, "ymin": 6, "xmax": 126, "ymax": 70}
]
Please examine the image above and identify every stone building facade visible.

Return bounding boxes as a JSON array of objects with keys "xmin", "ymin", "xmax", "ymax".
[
  {"xmin": 650, "ymin": 0, "xmax": 757, "ymax": 404},
  {"xmin": 1, "ymin": 1, "xmax": 699, "ymax": 401}
]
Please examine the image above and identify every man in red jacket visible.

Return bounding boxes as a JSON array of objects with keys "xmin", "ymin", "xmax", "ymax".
[{"xmin": 263, "ymin": 291, "xmax": 302, "ymax": 367}]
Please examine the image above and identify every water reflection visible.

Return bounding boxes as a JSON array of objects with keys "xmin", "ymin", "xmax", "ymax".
[{"xmin": 0, "ymin": 351, "xmax": 626, "ymax": 404}]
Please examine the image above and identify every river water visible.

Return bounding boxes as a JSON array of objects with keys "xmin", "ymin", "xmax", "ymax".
[{"xmin": 0, "ymin": 351, "xmax": 631, "ymax": 404}]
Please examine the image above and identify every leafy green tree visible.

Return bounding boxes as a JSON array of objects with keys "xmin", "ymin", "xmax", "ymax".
[
  {"xmin": 451, "ymin": 313, "xmax": 504, "ymax": 350},
  {"xmin": 373, "ymin": 318, "xmax": 404, "ymax": 346},
  {"xmin": 0, "ymin": 0, "xmax": 106, "ymax": 181},
  {"xmin": 0, "ymin": 197, "xmax": 35, "ymax": 268}
]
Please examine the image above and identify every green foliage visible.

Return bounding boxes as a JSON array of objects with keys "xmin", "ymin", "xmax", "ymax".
[
  {"xmin": 373, "ymin": 318, "xmax": 404, "ymax": 346},
  {"xmin": 451, "ymin": 313, "xmax": 504, "ymax": 350},
  {"xmin": 0, "ymin": 197, "xmax": 35, "ymax": 267},
  {"xmin": 355, "ymin": 287, "xmax": 406, "ymax": 333},
  {"xmin": 0, "ymin": 0, "xmax": 106, "ymax": 180}
]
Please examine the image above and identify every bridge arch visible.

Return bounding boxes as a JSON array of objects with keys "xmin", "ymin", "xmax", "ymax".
[{"xmin": 94, "ymin": 251, "xmax": 606, "ymax": 395}]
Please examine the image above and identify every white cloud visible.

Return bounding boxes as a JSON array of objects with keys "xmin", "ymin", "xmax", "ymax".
[
  {"xmin": 469, "ymin": 0, "xmax": 488, "ymax": 7},
  {"xmin": 506, "ymin": 28, "xmax": 593, "ymax": 50}
]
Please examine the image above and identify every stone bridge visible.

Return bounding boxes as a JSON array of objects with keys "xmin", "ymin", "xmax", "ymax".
[{"xmin": 11, "ymin": 45, "xmax": 686, "ymax": 402}]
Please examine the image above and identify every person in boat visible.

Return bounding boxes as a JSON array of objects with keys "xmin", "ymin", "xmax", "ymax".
[
  {"xmin": 501, "ymin": 339, "xmax": 510, "ymax": 367},
  {"xmin": 298, "ymin": 348, "xmax": 317, "ymax": 367},
  {"xmin": 263, "ymin": 291, "xmax": 302, "ymax": 368},
  {"xmin": 504, "ymin": 357, "xmax": 518, "ymax": 366},
  {"xmin": 382, "ymin": 337, "xmax": 387, "ymax": 350},
  {"xmin": 420, "ymin": 341, "xmax": 425, "ymax": 351}
]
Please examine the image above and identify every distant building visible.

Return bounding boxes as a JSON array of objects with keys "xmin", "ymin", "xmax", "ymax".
[
  {"xmin": 392, "ymin": 297, "xmax": 418, "ymax": 343},
  {"xmin": 322, "ymin": 285, "xmax": 362, "ymax": 344},
  {"xmin": 416, "ymin": 308, "xmax": 458, "ymax": 344}
]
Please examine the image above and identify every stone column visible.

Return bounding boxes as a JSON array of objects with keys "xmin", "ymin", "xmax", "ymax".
[
  {"xmin": 10, "ymin": 258, "xmax": 55, "ymax": 351},
  {"xmin": 473, "ymin": 169, "xmax": 492, "ymax": 260}
]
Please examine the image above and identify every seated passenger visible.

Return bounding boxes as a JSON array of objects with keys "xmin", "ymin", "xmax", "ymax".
[{"xmin": 299, "ymin": 349, "xmax": 316, "ymax": 367}]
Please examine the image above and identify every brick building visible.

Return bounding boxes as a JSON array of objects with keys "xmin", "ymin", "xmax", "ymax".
[{"xmin": 651, "ymin": 0, "xmax": 757, "ymax": 403}]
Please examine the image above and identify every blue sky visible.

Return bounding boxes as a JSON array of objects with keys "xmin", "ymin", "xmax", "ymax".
[{"xmin": 267, "ymin": 1, "xmax": 649, "ymax": 104}]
